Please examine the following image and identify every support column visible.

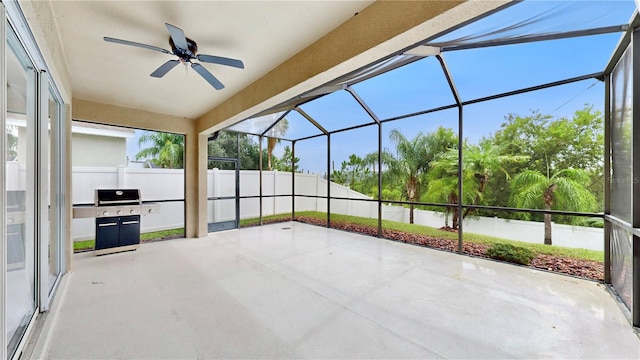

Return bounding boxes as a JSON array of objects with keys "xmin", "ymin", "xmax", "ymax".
[
  {"xmin": 378, "ymin": 122, "xmax": 382, "ymax": 237},
  {"xmin": 327, "ymin": 134, "xmax": 331, "ymax": 228},
  {"xmin": 259, "ymin": 136, "xmax": 263, "ymax": 225},
  {"xmin": 292, "ymin": 140, "xmax": 296, "ymax": 220},
  {"xmin": 604, "ymin": 75, "xmax": 612, "ymax": 284},
  {"xmin": 185, "ymin": 129, "xmax": 208, "ymax": 238},
  {"xmin": 457, "ymin": 106, "xmax": 464, "ymax": 253},
  {"xmin": 437, "ymin": 54, "xmax": 463, "ymax": 253},
  {"xmin": 631, "ymin": 29, "xmax": 640, "ymax": 327},
  {"xmin": 345, "ymin": 87, "xmax": 382, "ymax": 237}
]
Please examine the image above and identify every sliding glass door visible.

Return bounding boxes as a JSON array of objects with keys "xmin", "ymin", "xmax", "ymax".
[
  {"xmin": 5, "ymin": 22, "xmax": 37, "ymax": 358},
  {"xmin": 46, "ymin": 86, "xmax": 63, "ymax": 296}
]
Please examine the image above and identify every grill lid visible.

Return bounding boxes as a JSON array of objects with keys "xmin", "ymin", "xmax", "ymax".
[{"xmin": 95, "ymin": 189, "xmax": 141, "ymax": 206}]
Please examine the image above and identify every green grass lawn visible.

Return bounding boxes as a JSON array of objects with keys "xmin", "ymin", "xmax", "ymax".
[
  {"xmin": 240, "ymin": 213, "xmax": 292, "ymax": 227},
  {"xmin": 73, "ymin": 228, "xmax": 184, "ymax": 252},
  {"xmin": 73, "ymin": 239, "xmax": 95, "ymax": 252},
  {"xmin": 291, "ymin": 211, "xmax": 603, "ymax": 262}
]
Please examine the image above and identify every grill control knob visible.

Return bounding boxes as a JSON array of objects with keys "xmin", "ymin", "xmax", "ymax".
[
  {"xmin": 148, "ymin": 208, "xmax": 153, "ymax": 213},
  {"xmin": 102, "ymin": 211, "xmax": 109, "ymax": 216},
  {"xmin": 130, "ymin": 209, "xmax": 135, "ymax": 214},
  {"xmin": 117, "ymin": 210, "xmax": 122, "ymax": 215}
]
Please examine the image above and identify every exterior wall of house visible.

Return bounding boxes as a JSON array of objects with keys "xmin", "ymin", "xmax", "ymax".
[{"xmin": 72, "ymin": 133, "xmax": 126, "ymax": 167}]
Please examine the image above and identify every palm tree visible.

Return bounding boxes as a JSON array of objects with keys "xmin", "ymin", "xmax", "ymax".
[
  {"xmin": 462, "ymin": 142, "xmax": 527, "ymax": 217},
  {"xmin": 425, "ymin": 142, "xmax": 526, "ymax": 229},
  {"xmin": 266, "ymin": 118, "xmax": 289, "ymax": 171},
  {"xmin": 425, "ymin": 150, "xmax": 465, "ymax": 230},
  {"xmin": 383, "ymin": 127, "xmax": 456, "ymax": 224},
  {"xmin": 135, "ymin": 132, "xmax": 184, "ymax": 169},
  {"xmin": 510, "ymin": 168, "xmax": 597, "ymax": 245}
]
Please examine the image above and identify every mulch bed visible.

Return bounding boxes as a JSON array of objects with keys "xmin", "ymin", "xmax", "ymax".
[{"xmin": 294, "ymin": 215, "xmax": 604, "ymax": 281}]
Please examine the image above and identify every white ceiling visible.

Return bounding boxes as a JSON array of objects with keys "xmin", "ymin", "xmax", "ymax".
[{"xmin": 50, "ymin": 0, "xmax": 374, "ymax": 120}]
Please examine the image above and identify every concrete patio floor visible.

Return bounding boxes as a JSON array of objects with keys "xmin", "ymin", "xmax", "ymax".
[{"xmin": 31, "ymin": 222, "xmax": 639, "ymax": 359}]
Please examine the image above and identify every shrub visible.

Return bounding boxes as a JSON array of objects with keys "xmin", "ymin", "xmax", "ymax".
[{"xmin": 486, "ymin": 243, "xmax": 536, "ymax": 265}]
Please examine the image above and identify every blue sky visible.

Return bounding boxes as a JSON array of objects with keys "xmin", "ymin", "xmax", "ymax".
[{"xmin": 129, "ymin": 0, "xmax": 636, "ymax": 173}]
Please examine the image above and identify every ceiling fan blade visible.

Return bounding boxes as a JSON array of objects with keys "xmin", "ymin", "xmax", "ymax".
[
  {"xmin": 165, "ymin": 23, "xmax": 189, "ymax": 51},
  {"xmin": 191, "ymin": 63, "xmax": 224, "ymax": 90},
  {"xmin": 104, "ymin": 37, "xmax": 171, "ymax": 54},
  {"xmin": 150, "ymin": 60, "xmax": 180, "ymax": 78},
  {"xmin": 196, "ymin": 54, "xmax": 245, "ymax": 69}
]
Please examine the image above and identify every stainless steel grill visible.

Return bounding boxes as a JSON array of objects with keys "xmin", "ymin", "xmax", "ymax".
[
  {"xmin": 73, "ymin": 189, "xmax": 160, "ymax": 256},
  {"xmin": 74, "ymin": 189, "xmax": 159, "ymax": 219}
]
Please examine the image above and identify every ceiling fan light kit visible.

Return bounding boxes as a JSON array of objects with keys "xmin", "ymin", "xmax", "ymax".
[{"xmin": 104, "ymin": 23, "xmax": 244, "ymax": 90}]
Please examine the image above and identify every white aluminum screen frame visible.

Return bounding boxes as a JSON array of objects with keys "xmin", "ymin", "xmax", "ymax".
[{"xmin": 1, "ymin": 4, "xmax": 7, "ymax": 360}]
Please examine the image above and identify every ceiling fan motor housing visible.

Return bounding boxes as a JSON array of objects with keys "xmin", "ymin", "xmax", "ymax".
[{"xmin": 169, "ymin": 36, "xmax": 198, "ymax": 58}]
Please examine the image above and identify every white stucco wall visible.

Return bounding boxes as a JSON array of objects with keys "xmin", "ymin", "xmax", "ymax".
[{"xmin": 72, "ymin": 133, "xmax": 127, "ymax": 167}]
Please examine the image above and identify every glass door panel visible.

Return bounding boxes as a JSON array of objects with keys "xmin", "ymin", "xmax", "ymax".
[
  {"xmin": 47, "ymin": 87, "xmax": 61, "ymax": 294},
  {"xmin": 6, "ymin": 24, "xmax": 37, "ymax": 357},
  {"xmin": 207, "ymin": 159, "xmax": 239, "ymax": 232}
]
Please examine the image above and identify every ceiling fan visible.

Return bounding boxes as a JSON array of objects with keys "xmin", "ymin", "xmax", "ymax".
[{"xmin": 104, "ymin": 23, "xmax": 244, "ymax": 90}]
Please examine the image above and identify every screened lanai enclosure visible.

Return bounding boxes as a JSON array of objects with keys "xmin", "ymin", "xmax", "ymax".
[{"xmin": 205, "ymin": 1, "xmax": 640, "ymax": 327}]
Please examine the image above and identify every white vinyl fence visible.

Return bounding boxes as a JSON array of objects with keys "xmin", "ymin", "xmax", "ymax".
[
  {"xmin": 58, "ymin": 166, "xmax": 604, "ymax": 250},
  {"xmin": 71, "ymin": 167, "xmax": 186, "ymax": 241},
  {"xmin": 388, "ymin": 207, "xmax": 603, "ymax": 251}
]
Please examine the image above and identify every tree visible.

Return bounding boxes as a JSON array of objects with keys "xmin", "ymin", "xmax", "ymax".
[
  {"xmin": 492, "ymin": 106, "xmax": 603, "ymax": 172},
  {"xmin": 352, "ymin": 151, "xmax": 393, "ymax": 199},
  {"xmin": 331, "ymin": 154, "xmax": 371, "ymax": 193},
  {"xmin": 383, "ymin": 127, "xmax": 457, "ymax": 224},
  {"xmin": 462, "ymin": 142, "xmax": 528, "ymax": 218},
  {"xmin": 275, "ymin": 145, "xmax": 300, "ymax": 172},
  {"xmin": 208, "ymin": 131, "xmax": 264, "ymax": 170},
  {"xmin": 266, "ymin": 118, "xmax": 289, "ymax": 171},
  {"xmin": 424, "ymin": 141, "xmax": 525, "ymax": 229},
  {"xmin": 136, "ymin": 131, "xmax": 184, "ymax": 169},
  {"xmin": 510, "ymin": 168, "xmax": 597, "ymax": 245},
  {"xmin": 489, "ymin": 105, "xmax": 604, "ymax": 212},
  {"xmin": 423, "ymin": 148, "xmax": 469, "ymax": 229}
]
